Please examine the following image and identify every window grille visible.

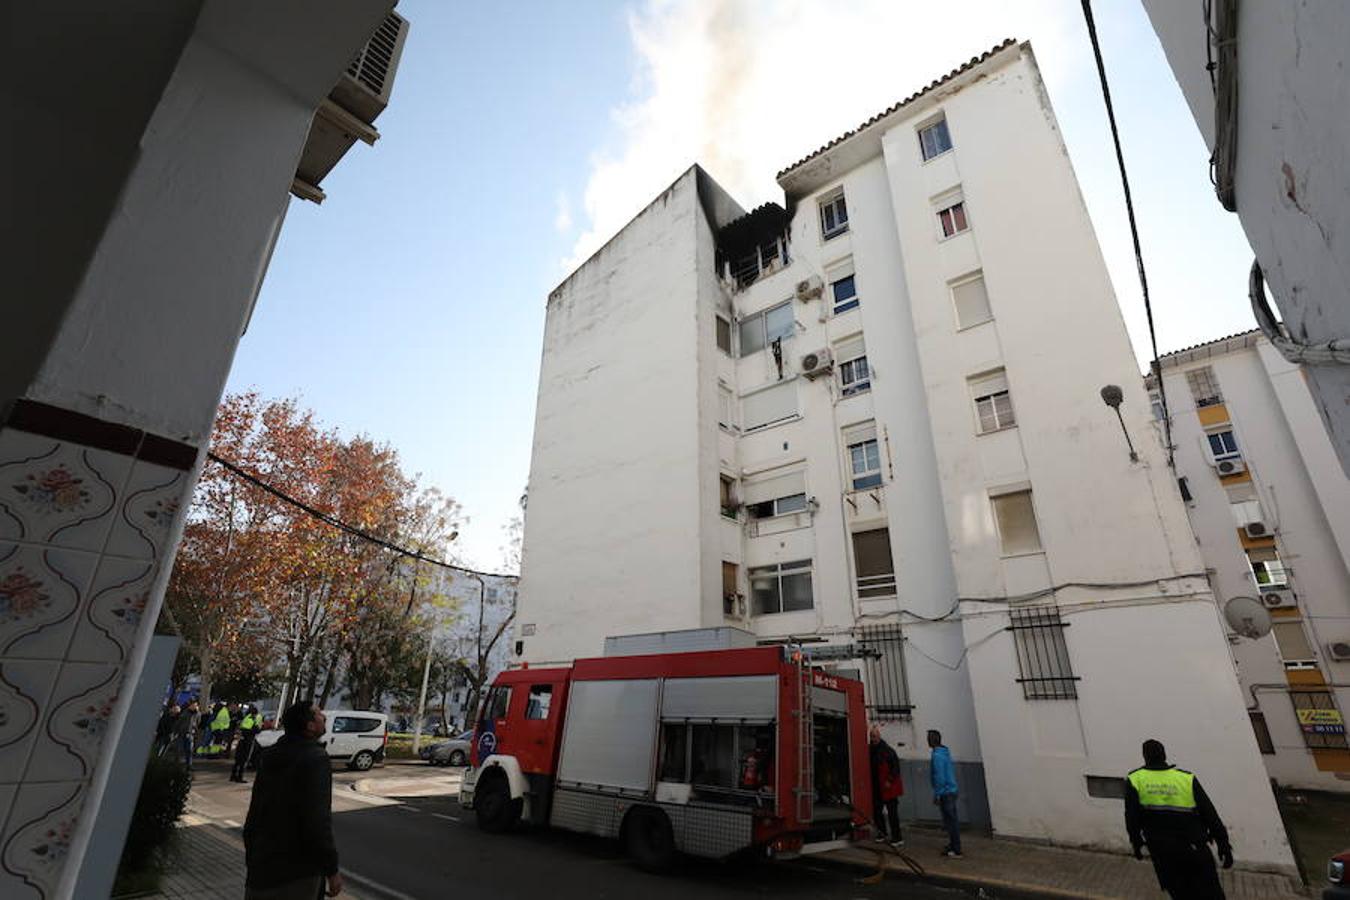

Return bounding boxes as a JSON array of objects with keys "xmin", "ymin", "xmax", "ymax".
[
  {"xmin": 1290, "ymin": 690, "xmax": 1349, "ymax": 750},
  {"xmin": 1185, "ymin": 366, "xmax": 1223, "ymax": 407},
  {"xmin": 856, "ymin": 623, "xmax": 910, "ymax": 719},
  {"xmin": 1007, "ymin": 605, "xmax": 1079, "ymax": 699}
]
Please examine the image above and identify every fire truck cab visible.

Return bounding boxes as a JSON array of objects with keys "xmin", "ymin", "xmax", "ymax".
[{"xmin": 459, "ymin": 631, "xmax": 873, "ymax": 866}]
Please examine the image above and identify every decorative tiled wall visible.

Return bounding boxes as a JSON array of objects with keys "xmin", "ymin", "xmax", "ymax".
[{"xmin": 0, "ymin": 400, "xmax": 194, "ymax": 899}]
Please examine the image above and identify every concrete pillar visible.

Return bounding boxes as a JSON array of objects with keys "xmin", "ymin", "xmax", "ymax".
[{"xmin": 0, "ymin": 3, "xmax": 391, "ymax": 896}]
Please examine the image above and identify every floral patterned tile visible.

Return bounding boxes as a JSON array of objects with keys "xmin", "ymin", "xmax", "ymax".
[
  {"xmin": 0, "ymin": 779, "xmax": 84, "ymax": 900},
  {"xmin": 103, "ymin": 460, "xmax": 187, "ymax": 563},
  {"xmin": 65, "ymin": 557, "xmax": 160, "ymax": 666},
  {"xmin": 0, "ymin": 661, "xmax": 59, "ymax": 785},
  {"xmin": 0, "ymin": 429, "xmax": 134, "ymax": 554},
  {"xmin": 23, "ymin": 663, "xmax": 121, "ymax": 784},
  {"xmin": 0, "ymin": 543, "xmax": 99, "ymax": 661}
]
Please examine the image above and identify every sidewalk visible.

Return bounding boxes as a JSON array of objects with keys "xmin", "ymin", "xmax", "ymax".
[
  {"xmin": 822, "ymin": 825, "xmax": 1309, "ymax": 900},
  {"xmin": 146, "ymin": 815, "xmax": 376, "ymax": 900}
]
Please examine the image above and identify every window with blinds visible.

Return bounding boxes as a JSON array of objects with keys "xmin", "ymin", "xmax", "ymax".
[
  {"xmin": 741, "ymin": 381, "xmax": 796, "ymax": 431},
  {"xmin": 743, "ymin": 469, "xmax": 806, "ymax": 519},
  {"xmin": 844, "ymin": 421, "xmax": 882, "ymax": 490},
  {"xmin": 852, "ymin": 528, "xmax": 896, "ymax": 599},
  {"xmin": 970, "ymin": 369, "xmax": 1014, "ymax": 433},
  {"xmin": 1272, "ymin": 621, "xmax": 1315, "ymax": 666},
  {"xmin": 1186, "ymin": 366, "xmax": 1223, "ymax": 407},
  {"xmin": 951, "ymin": 272, "xmax": 992, "ymax": 329},
  {"xmin": 992, "ymin": 489, "xmax": 1042, "ymax": 555},
  {"xmin": 835, "ymin": 336, "xmax": 869, "ymax": 396}
]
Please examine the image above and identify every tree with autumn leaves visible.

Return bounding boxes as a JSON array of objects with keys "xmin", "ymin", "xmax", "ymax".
[{"xmin": 166, "ymin": 392, "xmax": 463, "ymax": 710}]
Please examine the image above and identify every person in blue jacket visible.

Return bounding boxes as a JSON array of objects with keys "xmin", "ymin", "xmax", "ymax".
[{"xmin": 928, "ymin": 729, "xmax": 961, "ymax": 858}]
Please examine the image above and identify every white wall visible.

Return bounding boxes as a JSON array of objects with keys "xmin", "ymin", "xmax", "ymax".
[{"xmin": 1142, "ymin": 1, "xmax": 1350, "ymax": 476}]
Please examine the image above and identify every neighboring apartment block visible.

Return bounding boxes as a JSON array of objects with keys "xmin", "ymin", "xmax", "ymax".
[
  {"xmin": 1151, "ymin": 331, "xmax": 1350, "ymax": 790},
  {"xmin": 515, "ymin": 41, "xmax": 1293, "ymax": 870}
]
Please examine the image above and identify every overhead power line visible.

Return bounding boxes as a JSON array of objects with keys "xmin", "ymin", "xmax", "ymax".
[
  {"xmin": 205, "ymin": 451, "xmax": 516, "ymax": 581},
  {"xmin": 1080, "ymin": 0, "xmax": 1175, "ymax": 468}
]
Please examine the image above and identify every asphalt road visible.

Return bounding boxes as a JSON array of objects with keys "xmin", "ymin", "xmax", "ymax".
[{"xmin": 188, "ymin": 759, "xmax": 969, "ymax": 900}]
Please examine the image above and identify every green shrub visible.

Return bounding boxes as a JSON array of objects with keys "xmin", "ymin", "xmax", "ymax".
[{"xmin": 116, "ymin": 754, "xmax": 191, "ymax": 884}]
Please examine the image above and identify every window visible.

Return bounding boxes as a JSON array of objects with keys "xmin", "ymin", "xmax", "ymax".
[
  {"xmin": 749, "ymin": 559, "xmax": 813, "ymax": 614},
  {"xmin": 716, "ymin": 316, "xmax": 732, "ymax": 354},
  {"xmin": 738, "ymin": 302, "xmax": 795, "ymax": 357},
  {"xmin": 1178, "ymin": 477, "xmax": 1193, "ymax": 503},
  {"xmin": 1247, "ymin": 547, "xmax": 1287, "ymax": 588},
  {"xmin": 852, "ymin": 528, "xmax": 896, "ymax": 599},
  {"xmin": 992, "ymin": 489, "xmax": 1042, "ymax": 555},
  {"xmin": 1290, "ymin": 690, "xmax": 1349, "ymax": 750},
  {"xmin": 332, "ymin": 716, "xmax": 382, "ymax": 734},
  {"xmin": 1207, "ymin": 429, "xmax": 1240, "ymax": 460},
  {"xmin": 720, "ymin": 475, "xmax": 738, "ymax": 519},
  {"xmin": 1149, "ymin": 391, "xmax": 1166, "ymax": 421},
  {"xmin": 481, "ymin": 685, "xmax": 511, "ymax": 723},
  {"xmin": 819, "ymin": 189, "xmax": 848, "ymax": 239},
  {"xmin": 722, "ymin": 562, "xmax": 739, "ymax": 615},
  {"xmin": 858, "ymin": 623, "xmax": 910, "ymax": 719},
  {"xmin": 743, "ymin": 469, "xmax": 807, "ymax": 519},
  {"xmin": 1186, "ymin": 366, "xmax": 1223, "ymax": 407},
  {"xmin": 951, "ymin": 272, "xmax": 992, "ymax": 329},
  {"xmin": 1272, "ymin": 620, "xmax": 1315, "ymax": 666},
  {"xmin": 1249, "ymin": 711, "xmax": 1276, "ymax": 754},
  {"xmin": 830, "ymin": 274, "xmax": 858, "ymax": 314},
  {"xmin": 658, "ymin": 722, "xmax": 775, "ymax": 799},
  {"xmin": 918, "ymin": 117, "xmax": 953, "ymax": 160},
  {"xmin": 970, "ymin": 369, "xmax": 1015, "ymax": 433},
  {"xmin": 741, "ymin": 381, "xmax": 797, "ymax": 431},
  {"xmin": 849, "ymin": 439, "xmax": 882, "ymax": 489},
  {"xmin": 718, "ymin": 385, "xmax": 736, "ymax": 431},
  {"xmin": 836, "ymin": 336, "xmax": 869, "ymax": 396},
  {"xmin": 1008, "ymin": 605, "xmax": 1078, "ymax": 699},
  {"xmin": 937, "ymin": 199, "xmax": 969, "ymax": 238},
  {"xmin": 526, "ymin": 685, "xmax": 553, "ymax": 720}
]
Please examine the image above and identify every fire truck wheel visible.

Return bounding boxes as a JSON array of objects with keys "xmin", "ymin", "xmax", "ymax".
[
  {"xmin": 475, "ymin": 773, "xmax": 522, "ymax": 833},
  {"xmin": 623, "ymin": 807, "xmax": 675, "ymax": 871}
]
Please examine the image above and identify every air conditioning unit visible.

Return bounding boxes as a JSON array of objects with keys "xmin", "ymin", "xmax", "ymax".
[
  {"xmin": 1261, "ymin": 589, "xmax": 1296, "ymax": 609},
  {"xmin": 1213, "ymin": 457, "xmax": 1246, "ymax": 476},
  {"xmin": 795, "ymin": 276, "xmax": 824, "ymax": 302},
  {"xmin": 800, "ymin": 348, "xmax": 833, "ymax": 379},
  {"xmin": 1244, "ymin": 521, "xmax": 1273, "ymax": 539},
  {"xmin": 1327, "ymin": 641, "xmax": 1350, "ymax": 662},
  {"xmin": 293, "ymin": 10, "xmax": 410, "ymax": 203}
]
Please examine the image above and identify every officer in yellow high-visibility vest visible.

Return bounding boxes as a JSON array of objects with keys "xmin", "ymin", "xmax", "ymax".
[{"xmin": 1126, "ymin": 739, "xmax": 1233, "ymax": 900}]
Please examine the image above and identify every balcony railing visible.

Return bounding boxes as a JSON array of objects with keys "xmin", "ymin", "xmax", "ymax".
[
  {"xmin": 723, "ymin": 237, "xmax": 789, "ymax": 290},
  {"xmin": 856, "ymin": 573, "xmax": 897, "ymax": 600}
]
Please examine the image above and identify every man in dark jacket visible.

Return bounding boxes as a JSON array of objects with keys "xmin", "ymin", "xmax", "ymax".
[
  {"xmin": 243, "ymin": 700, "xmax": 342, "ymax": 899},
  {"xmin": 868, "ymin": 724, "xmax": 904, "ymax": 846},
  {"xmin": 230, "ymin": 705, "xmax": 262, "ymax": 784},
  {"xmin": 172, "ymin": 699, "xmax": 199, "ymax": 771},
  {"xmin": 1125, "ymin": 738, "xmax": 1232, "ymax": 900}
]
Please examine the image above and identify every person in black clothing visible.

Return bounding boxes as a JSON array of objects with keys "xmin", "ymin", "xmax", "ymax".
[
  {"xmin": 230, "ymin": 705, "xmax": 261, "ymax": 784},
  {"xmin": 1125, "ymin": 739, "xmax": 1232, "ymax": 900},
  {"xmin": 868, "ymin": 724, "xmax": 904, "ymax": 846},
  {"xmin": 243, "ymin": 700, "xmax": 342, "ymax": 899},
  {"xmin": 153, "ymin": 704, "xmax": 179, "ymax": 757}
]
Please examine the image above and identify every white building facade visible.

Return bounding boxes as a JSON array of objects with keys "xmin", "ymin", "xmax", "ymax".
[
  {"xmin": 1151, "ymin": 331, "xmax": 1350, "ymax": 791},
  {"xmin": 516, "ymin": 41, "xmax": 1294, "ymax": 871}
]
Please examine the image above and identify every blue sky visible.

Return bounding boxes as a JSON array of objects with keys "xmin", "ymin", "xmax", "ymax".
[{"xmin": 228, "ymin": 1, "xmax": 1257, "ymax": 569}]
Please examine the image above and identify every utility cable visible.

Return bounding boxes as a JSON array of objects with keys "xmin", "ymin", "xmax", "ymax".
[
  {"xmin": 205, "ymin": 451, "xmax": 516, "ymax": 580},
  {"xmin": 1080, "ymin": 0, "xmax": 1175, "ymax": 468}
]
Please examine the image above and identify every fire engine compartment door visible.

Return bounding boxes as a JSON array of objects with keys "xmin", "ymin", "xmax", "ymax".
[
  {"xmin": 557, "ymin": 678, "xmax": 660, "ymax": 793},
  {"xmin": 660, "ymin": 675, "xmax": 777, "ymax": 722}
]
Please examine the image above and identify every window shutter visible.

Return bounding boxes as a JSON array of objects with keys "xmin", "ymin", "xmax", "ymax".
[
  {"xmin": 835, "ymin": 336, "xmax": 865, "ymax": 362},
  {"xmin": 852, "ymin": 529, "xmax": 895, "ymax": 578},
  {"xmin": 992, "ymin": 490, "xmax": 1042, "ymax": 554},
  {"xmin": 742, "ymin": 381, "xmax": 797, "ymax": 430},
  {"xmin": 952, "ymin": 275, "xmax": 991, "ymax": 328},
  {"xmin": 843, "ymin": 421, "xmax": 877, "ymax": 446},
  {"xmin": 970, "ymin": 370, "xmax": 1008, "ymax": 398},
  {"xmin": 744, "ymin": 469, "xmax": 806, "ymax": 505}
]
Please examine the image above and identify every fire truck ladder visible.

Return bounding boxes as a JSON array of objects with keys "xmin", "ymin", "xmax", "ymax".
[{"xmin": 790, "ymin": 642, "xmax": 814, "ymax": 824}]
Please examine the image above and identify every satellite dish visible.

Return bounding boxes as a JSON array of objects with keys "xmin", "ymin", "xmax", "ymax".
[{"xmin": 1224, "ymin": 596, "xmax": 1272, "ymax": 639}]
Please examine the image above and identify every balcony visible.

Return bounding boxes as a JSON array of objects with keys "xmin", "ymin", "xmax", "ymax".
[
  {"xmin": 715, "ymin": 203, "xmax": 790, "ymax": 292},
  {"xmin": 843, "ymin": 486, "xmax": 886, "ymax": 526}
]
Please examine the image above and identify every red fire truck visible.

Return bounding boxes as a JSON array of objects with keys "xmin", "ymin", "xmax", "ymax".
[{"xmin": 458, "ymin": 635, "xmax": 873, "ymax": 867}]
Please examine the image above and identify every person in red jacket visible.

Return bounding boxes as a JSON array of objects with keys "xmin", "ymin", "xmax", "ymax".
[{"xmin": 869, "ymin": 724, "xmax": 905, "ymax": 846}]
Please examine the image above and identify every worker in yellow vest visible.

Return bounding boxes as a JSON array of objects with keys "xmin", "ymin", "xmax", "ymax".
[
  {"xmin": 231, "ymin": 705, "xmax": 261, "ymax": 783},
  {"xmin": 1125, "ymin": 739, "xmax": 1232, "ymax": 899}
]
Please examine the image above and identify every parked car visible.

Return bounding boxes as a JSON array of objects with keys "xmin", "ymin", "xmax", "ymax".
[
  {"xmin": 254, "ymin": 710, "xmax": 388, "ymax": 771},
  {"xmin": 420, "ymin": 730, "xmax": 473, "ymax": 767},
  {"xmin": 1327, "ymin": 848, "xmax": 1350, "ymax": 899}
]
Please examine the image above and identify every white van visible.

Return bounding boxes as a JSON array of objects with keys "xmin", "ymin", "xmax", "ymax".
[{"xmin": 253, "ymin": 710, "xmax": 389, "ymax": 771}]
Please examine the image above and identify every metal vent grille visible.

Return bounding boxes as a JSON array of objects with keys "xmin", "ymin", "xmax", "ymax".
[{"xmin": 347, "ymin": 11, "xmax": 405, "ymax": 98}]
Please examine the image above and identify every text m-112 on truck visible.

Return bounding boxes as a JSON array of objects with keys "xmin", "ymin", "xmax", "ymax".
[{"xmin": 458, "ymin": 641, "xmax": 874, "ymax": 868}]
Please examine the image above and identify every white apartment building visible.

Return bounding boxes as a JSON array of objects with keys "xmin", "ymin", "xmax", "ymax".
[
  {"xmin": 515, "ymin": 41, "xmax": 1293, "ymax": 871},
  {"xmin": 1151, "ymin": 331, "xmax": 1350, "ymax": 791}
]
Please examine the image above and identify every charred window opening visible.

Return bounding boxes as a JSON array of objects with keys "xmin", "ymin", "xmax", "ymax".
[{"xmin": 716, "ymin": 203, "xmax": 790, "ymax": 289}]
